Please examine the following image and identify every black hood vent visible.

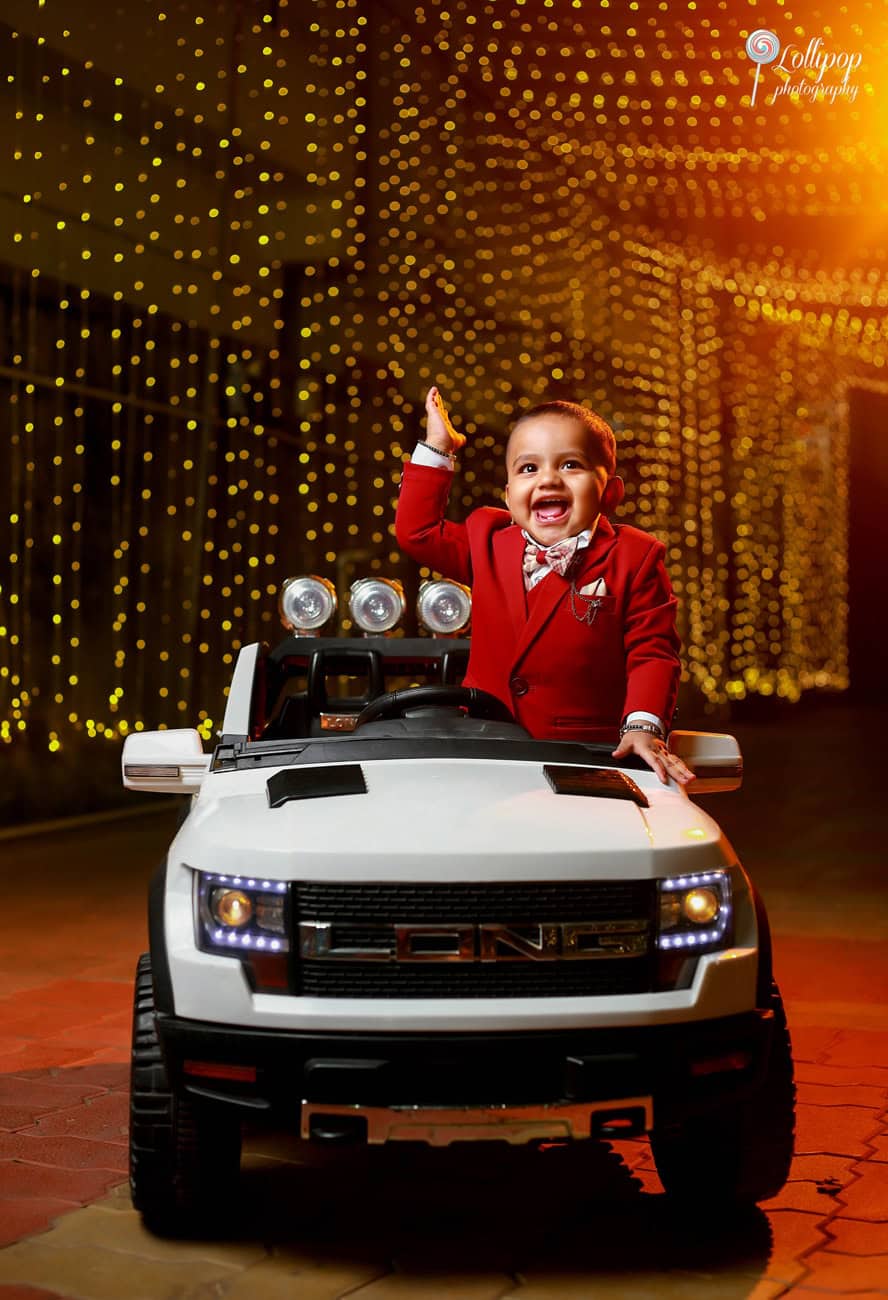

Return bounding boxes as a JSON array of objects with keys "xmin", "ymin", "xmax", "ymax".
[
  {"xmin": 543, "ymin": 765, "xmax": 649, "ymax": 807},
  {"xmin": 267, "ymin": 764, "xmax": 366, "ymax": 807}
]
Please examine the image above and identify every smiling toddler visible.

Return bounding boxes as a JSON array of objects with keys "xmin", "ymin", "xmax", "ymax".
[{"xmin": 395, "ymin": 388, "xmax": 692, "ymax": 785}]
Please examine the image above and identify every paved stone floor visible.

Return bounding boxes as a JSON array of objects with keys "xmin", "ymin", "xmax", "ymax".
[{"xmin": 0, "ymin": 702, "xmax": 885, "ymax": 1297}]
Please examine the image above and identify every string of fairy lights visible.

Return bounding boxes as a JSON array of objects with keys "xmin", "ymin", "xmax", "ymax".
[{"xmin": 2, "ymin": 0, "xmax": 884, "ymax": 750}]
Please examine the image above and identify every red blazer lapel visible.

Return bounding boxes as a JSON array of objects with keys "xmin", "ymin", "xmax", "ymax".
[
  {"xmin": 510, "ymin": 516, "xmax": 619, "ymax": 672},
  {"xmin": 511, "ymin": 573, "xmax": 569, "ymax": 672},
  {"xmin": 492, "ymin": 526, "xmax": 528, "ymax": 640},
  {"xmin": 569, "ymin": 515, "xmax": 618, "ymax": 589}
]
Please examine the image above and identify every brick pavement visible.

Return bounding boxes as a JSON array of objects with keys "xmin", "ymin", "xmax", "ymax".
[
  {"xmin": 1, "ymin": 707, "xmax": 887, "ymax": 1297},
  {"xmin": 0, "ymin": 1027, "xmax": 886, "ymax": 1300},
  {"xmin": 1, "ymin": 944, "xmax": 886, "ymax": 1295}
]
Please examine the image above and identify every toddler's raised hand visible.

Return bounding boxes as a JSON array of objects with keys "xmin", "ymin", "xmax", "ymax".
[{"xmin": 424, "ymin": 387, "xmax": 466, "ymax": 454}]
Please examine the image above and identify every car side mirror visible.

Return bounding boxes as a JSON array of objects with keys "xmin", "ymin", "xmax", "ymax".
[
  {"xmin": 122, "ymin": 729, "xmax": 211, "ymax": 794},
  {"xmin": 667, "ymin": 730, "xmax": 743, "ymax": 793}
]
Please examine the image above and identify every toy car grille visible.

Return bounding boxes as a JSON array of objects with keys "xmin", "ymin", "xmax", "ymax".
[
  {"xmin": 292, "ymin": 881, "xmax": 656, "ymax": 999},
  {"xmin": 296, "ymin": 959, "xmax": 652, "ymax": 999},
  {"xmin": 294, "ymin": 880, "xmax": 654, "ymax": 923}
]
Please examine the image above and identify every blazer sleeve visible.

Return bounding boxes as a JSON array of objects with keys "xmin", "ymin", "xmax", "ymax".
[
  {"xmin": 395, "ymin": 461, "xmax": 472, "ymax": 585},
  {"xmin": 621, "ymin": 539, "xmax": 682, "ymax": 725}
]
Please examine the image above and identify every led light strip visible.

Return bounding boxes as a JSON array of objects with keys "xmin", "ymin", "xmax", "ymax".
[
  {"xmin": 659, "ymin": 928, "xmax": 726, "ymax": 951},
  {"xmin": 213, "ymin": 929, "xmax": 285, "ymax": 952},
  {"xmin": 660, "ymin": 871, "xmax": 726, "ymax": 891},
  {"xmin": 206, "ymin": 873, "xmax": 287, "ymax": 894}
]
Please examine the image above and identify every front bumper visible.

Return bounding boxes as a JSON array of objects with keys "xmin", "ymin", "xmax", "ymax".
[
  {"xmin": 300, "ymin": 1096, "xmax": 655, "ymax": 1145},
  {"xmin": 157, "ymin": 1008, "xmax": 775, "ymax": 1137}
]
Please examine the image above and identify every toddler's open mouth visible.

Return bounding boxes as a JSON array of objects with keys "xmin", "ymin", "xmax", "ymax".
[{"xmin": 532, "ymin": 498, "xmax": 570, "ymax": 525}]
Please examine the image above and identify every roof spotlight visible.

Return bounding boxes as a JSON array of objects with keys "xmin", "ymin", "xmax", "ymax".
[
  {"xmin": 417, "ymin": 579, "xmax": 472, "ymax": 636},
  {"xmin": 279, "ymin": 575, "xmax": 337, "ymax": 635},
  {"xmin": 349, "ymin": 577, "xmax": 405, "ymax": 636}
]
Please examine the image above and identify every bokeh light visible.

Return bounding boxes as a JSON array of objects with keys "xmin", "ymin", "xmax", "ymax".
[{"xmin": 2, "ymin": 0, "xmax": 885, "ymax": 751}]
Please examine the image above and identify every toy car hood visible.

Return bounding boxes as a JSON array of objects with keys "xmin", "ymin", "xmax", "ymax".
[{"xmin": 173, "ymin": 757, "xmax": 735, "ymax": 883}]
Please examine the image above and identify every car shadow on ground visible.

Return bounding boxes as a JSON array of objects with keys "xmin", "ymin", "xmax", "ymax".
[
  {"xmin": 1, "ymin": 1064, "xmax": 774, "ymax": 1290},
  {"xmin": 231, "ymin": 1137, "xmax": 773, "ymax": 1285}
]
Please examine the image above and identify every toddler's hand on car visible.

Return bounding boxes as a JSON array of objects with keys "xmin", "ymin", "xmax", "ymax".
[
  {"xmin": 424, "ymin": 387, "xmax": 466, "ymax": 454},
  {"xmin": 612, "ymin": 730, "xmax": 695, "ymax": 787}
]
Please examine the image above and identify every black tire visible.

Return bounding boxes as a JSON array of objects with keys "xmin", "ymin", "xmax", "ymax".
[
  {"xmin": 651, "ymin": 981, "xmax": 795, "ymax": 1206},
  {"xmin": 129, "ymin": 953, "xmax": 241, "ymax": 1235}
]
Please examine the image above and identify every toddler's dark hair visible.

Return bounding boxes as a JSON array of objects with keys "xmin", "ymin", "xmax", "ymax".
[{"xmin": 510, "ymin": 400, "xmax": 617, "ymax": 475}]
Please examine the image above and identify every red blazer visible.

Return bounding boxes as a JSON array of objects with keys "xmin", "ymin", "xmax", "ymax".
[{"xmin": 396, "ymin": 462, "xmax": 681, "ymax": 742}]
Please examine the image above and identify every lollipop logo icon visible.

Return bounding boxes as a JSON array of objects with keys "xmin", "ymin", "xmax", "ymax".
[{"xmin": 746, "ymin": 29, "xmax": 781, "ymax": 106}]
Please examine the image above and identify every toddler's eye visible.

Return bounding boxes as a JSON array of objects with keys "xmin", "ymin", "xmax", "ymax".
[{"xmin": 517, "ymin": 462, "xmax": 537, "ymax": 474}]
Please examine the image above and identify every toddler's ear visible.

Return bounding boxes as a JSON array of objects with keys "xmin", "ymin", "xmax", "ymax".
[{"xmin": 601, "ymin": 476, "xmax": 625, "ymax": 513}]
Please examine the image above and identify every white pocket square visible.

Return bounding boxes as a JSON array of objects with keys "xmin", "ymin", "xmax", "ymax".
[{"xmin": 577, "ymin": 577, "xmax": 607, "ymax": 597}]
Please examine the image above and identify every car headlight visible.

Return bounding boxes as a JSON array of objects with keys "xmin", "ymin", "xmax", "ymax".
[
  {"xmin": 349, "ymin": 577, "xmax": 405, "ymax": 634},
  {"xmin": 657, "ymin": 870, "xmax": 732, "ymax": 952},
  {"xmin": 279, "ymin": 575, "xmax": 337, "ymax": 635},
  {"xmin": 417, "ymin": 579, "xmax": 472, "ymax": 636},
  {"xmin": 211, "ymin": 889, "xmax": 252, "ymax": 928},
  {"xmin": 196, "ymin": 872, "xmax": 290, "ymax": 954}
]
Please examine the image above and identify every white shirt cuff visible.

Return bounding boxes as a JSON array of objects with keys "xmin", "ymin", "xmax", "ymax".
[
  {"xmin": 411, "ymin": 442, "xmax": 455, "ymax": 470},
  {"xmin": 626, "ymin": 710, "xmax": 665, "ymax": 732}
]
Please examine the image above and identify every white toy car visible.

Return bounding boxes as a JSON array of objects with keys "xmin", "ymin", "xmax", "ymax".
[{"xmin": 123, "ymin": 577, "xmax": 794, "ymax": 1234}]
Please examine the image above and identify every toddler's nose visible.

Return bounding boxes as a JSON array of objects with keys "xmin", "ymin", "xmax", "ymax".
[{"xmin": 538, "ymin": 463, "xmax": 564, "ymax": 487}]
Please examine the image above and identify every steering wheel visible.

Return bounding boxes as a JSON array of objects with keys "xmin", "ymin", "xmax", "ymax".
[{"xmin": 354, "ymin": 685, "xmax": 516, "ymax": 729}]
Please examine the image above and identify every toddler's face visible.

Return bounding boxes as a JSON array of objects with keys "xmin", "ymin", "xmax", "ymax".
[{"xmin": 504, "ymin": 415, "xmax": 609, "ymax": 544}]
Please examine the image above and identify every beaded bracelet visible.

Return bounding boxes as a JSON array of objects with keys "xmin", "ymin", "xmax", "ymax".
[{"xmin": 417, "ymin": 439, "xmax": 456, "ymax": 464}]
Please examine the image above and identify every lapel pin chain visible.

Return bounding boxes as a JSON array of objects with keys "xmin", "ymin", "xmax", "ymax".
[{"xmin": 568, "ymin": 581, "xmax": 605, "ymax": 626}]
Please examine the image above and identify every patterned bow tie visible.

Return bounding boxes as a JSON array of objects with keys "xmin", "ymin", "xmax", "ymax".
[{"xmin": 522, "ymin": 534, "xmax": 583, "ymax": 581}]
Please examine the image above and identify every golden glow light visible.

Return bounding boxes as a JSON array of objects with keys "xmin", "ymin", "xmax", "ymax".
[
  {"xmin": 211, "ymin": 890, "xmax": 253, "ymax": 929},
  {"xmin": 682, "ymin": 888, "xmax": 720, "ymax": 926}
]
